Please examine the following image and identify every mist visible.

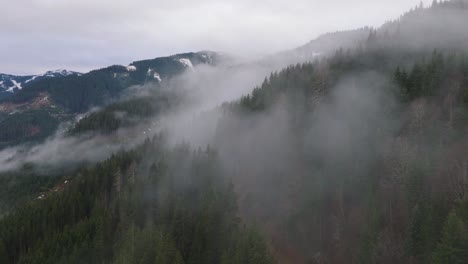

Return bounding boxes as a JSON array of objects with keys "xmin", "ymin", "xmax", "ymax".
[{"xmin": 0, "ymin": 51, "xmax": 305, "ymax": 172}]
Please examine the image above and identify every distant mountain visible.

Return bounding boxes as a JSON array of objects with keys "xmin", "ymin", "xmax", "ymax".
[
  {"xmin": 374, "ymin": 0, "xmax": 468, "ymax": 52},
  {"xmin": 254, "ymin": 27, "xmax": 373, "ymax": 70},
  {"xmin": 268, "ymin": 0, "xmax": 468, "ymax": 67},
  {"xmin": 0, "ymin": 70, "xmax": 80, "ymax": 99},
  {"xmin": 288, "ymin": 27, "xmax": 372, "ymax": 59},
  {"xmin": 0, "ymin": 51, "xmax": 224, "ymax": 149},
  {"xmin": 1, "ymin": 51, "xmax": 222, "ymax": 113}
]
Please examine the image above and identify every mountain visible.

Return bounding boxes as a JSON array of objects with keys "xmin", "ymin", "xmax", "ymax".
[
  {"xmin": 1, "ymin": 51, "xmax": 222, "ymax": 112},
  {"xmin": 0, "ymin": 70, "xmax": 80, "ymax": 100},
  {"xmin": 270, "ymin": 27, "xmax": 373, "ymax": 65},
  {"xmin": 0, "ymin": 51, "xmax": 224, "ymax": 149}
]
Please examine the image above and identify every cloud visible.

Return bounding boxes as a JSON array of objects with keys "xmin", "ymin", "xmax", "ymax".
[{"xmin": 0, "ymin": 0, "xmax": 433, "ymax": 75}]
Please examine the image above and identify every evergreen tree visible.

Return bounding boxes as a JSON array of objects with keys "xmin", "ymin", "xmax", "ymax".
[{"xmin": 432, "ymin": 212, "xmax": 468, "ymax": 264}]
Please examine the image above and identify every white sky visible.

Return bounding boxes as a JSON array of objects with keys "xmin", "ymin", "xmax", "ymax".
[{"xmin": 0, "ymin": 0, "xmax": 432, "ymax": 75}]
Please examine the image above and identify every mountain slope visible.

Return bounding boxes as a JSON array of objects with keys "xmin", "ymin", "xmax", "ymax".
[
  {"xmin": 0, "ymin": 70, "xmax": 80, "ymax": 100},
  {"xmin": 2, "ymin": 51, "xmax": 221, "ymax": 113},
  {"xmin": 0, "ymin": 51, "xmax": 223, "ymax": 149}
]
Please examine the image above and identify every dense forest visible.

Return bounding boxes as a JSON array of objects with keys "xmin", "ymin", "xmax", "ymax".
[
  {"xmin": 0, "ymin": 136, "xmax": 273, "ymax": 264},
  {"xmin": 1, "ymin": 1, "xmax": 468, "ymax": 264},
  {"xmin": 0, "ymin": 109, "xmax": 61, "ymax": 149}
]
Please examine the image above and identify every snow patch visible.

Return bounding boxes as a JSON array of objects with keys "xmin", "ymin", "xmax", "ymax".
[
  {"xmin": 126, "ymin": 65, "xmax": 137, "ymax": 72},
  {"xmin": 147, "ymin": 68, "xmax": 162, "ymax": 82},
  {"xmin": 7, "ymin": 80, "xmax": 22, "ymax": 92},
  {"xmin": 24, "ymin": 69, "xmax": 79, "ymax": 84},
  {"xmin": 178, "ymin": 58, "xmax": 194, "ymax": 71},
  {"xmin": 153, "ymin": 72, "xmax": 162, "ymax": 82},
  {"xmin": 46, "ymin": 69, "xmax": 76, "ymax": 76},
  {"xmin": 25, "ymin": 75, "xmax": 39, "ymax": 84},
  {"xmin": 201, "ymin": 54, "xmax": 213, "ymax": 63}
]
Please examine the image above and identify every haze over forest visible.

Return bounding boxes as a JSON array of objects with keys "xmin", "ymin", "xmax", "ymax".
[{"xmin": 1, "ymin": 1, "xmax": 468, "ymax": 264}]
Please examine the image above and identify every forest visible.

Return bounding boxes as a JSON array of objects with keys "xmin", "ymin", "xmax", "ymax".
[{"xmin": 0, "ymin": 136, "xmax": 273, "ymax": 264}]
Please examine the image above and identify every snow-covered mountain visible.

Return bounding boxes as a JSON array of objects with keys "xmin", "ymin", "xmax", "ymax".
[{"xmin": 0, "ymin": 69, "xmax": 81, "ymax": 94}]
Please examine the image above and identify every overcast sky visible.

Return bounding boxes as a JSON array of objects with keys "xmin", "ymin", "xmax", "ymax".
[{"xmin": 1, "ymin": 0, "xmax": 433, "ymax": 75}]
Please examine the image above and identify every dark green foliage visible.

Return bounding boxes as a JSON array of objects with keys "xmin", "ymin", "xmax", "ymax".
[
  {"xmin": 0, "ymin": 109, "xmax": 60, "ymax": 149},
  {"xmin": 461, "ymin": 57, "xmax": 468, "ymax": 105},
  {"xmin": 70, "ymin": 97, "xmax": 163, "ymax": 135},
  {"xmin": 358, "ymin": 191, "xmax": 380, "ymax": 264},
  {"xmin": 239, "ymin": 63, "xmax": 316, "ymax": 112},
  {"xmin": 394, "ymin": 51, "xmax": 446, "ymax": 100},
  {"xmin": 0, "ymin": 239, "xmax": 8, "ymax": 264},
  {"xmin": 221, "ymin": 226, "xmax": 273, "ymax": 264},
  {"xmin": 431, "ymin": 197, "xmax": 468, "ymax": 263},
  {"xmin": 432, "ymin": 212, "xmax": 468, "ymax": 263},
  {"xmin": 6, "ymin": 70, "xmax": 130, "ymax": 113},
  {"xmin": 406, "ymin": 200, "xmax": 438, "ymax": 261},
  {"xmin": 0, "ymin": 137, "xmax": 273, "ymax": 264},
  {"xmin": 0, "ymin": 165, "xmax": 63, "ymax": 216}
]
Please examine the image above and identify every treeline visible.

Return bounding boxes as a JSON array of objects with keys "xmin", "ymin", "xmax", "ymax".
[{"xmin": 0, "ymin": 135, "xmax": 273, "ymax": 264}]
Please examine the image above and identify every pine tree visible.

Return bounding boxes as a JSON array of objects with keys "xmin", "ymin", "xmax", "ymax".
[
  {"xmin": 432, "ymin": 212, "xmax": 468, "ymax": 264},
  {"xmin": 0, "ymin": 239, "xmax": 8, "ymax": 264}
]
